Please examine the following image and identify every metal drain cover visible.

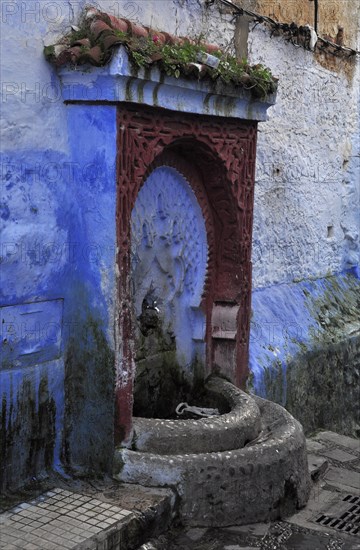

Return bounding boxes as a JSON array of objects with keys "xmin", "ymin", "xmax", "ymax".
[{"xmin": 315, "ymin": 494, "xmax": 360, "ymax": 536}]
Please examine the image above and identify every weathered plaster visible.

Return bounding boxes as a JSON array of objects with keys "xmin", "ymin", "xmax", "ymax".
[
  {"xmin": 249, "ymin": 272, "xmax": 360, "ymax": 435},
  {"xmin": 238, "ymin": 0, "xmax": 360, "ymax": 51},
  {"xmin": 245, "ymin": 10, "xmax": 360, "ymax": 425},
  {"xmin": 249, "ymin": 25, "xmax": 359, "ymax": 286},
  {"xmin": 0, "ymin": 360, "xmax": 64, "ymax": 491},
  {"xmin": 1, "ymin": 99, "xmax": 117, "ymax": 487}
]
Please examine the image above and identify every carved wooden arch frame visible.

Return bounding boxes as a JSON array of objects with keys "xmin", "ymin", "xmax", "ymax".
[{"xmin": 115, "ymin": 103, "xmax": 258, "ymax": 444}]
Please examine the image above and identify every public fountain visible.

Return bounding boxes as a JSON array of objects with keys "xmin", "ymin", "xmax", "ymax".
[
  {"xmin": 113, "ymin": 114, "xmax": 311, "ymax": 527},
  {"xmin": 44, "ymin": 4, "xmax": 311, "ymax": 528}
]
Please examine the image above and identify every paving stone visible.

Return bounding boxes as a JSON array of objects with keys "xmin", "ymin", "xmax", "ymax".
[
  {"xmin": 306, "ymin": 439, "xmax": 326, "ymax": 453},
  {"xmin": 287, "ymin": 486, "xmax": 342, "ymax": 533},
  {"xmin": 280, "ymin": 529, "xmax": 346, "ymax": 550},
  {"xmin": 321, "ymin": 447, "xmax": 358, "ymax": 463},
  {"xmin": 222, "ymin": 523, "xmax": 270, "ymax": 536},
  {"xmin": 314, "ymin": 431, "xmax": 360, "ymax": 452},
  {"xmin": 324, "ymin": 466, "xmax": 360, "ymax": 492},
  {"xmin": 185, "ymin": 527, "xmax": 208, "ymax": 541}
]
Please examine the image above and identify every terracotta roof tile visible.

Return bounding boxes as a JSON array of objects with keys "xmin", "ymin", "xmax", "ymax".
[
  {"xmin": 46, "ymin": 5, "xmax": 222, "ymax": 69},
  {"xmin": 73, "ymin": 38, "xmax": 91, "ymax": 48},
  {"xmin": 90, "ymin": 19, "xmax": 113, "ymax": 40},
  {"xmin": 128, "ymin": 21, "xmax": 149, "ymax": 38},
  {"xmin": 102, "ymin": 34, "xmax": 123, "ymax": 50},
  {"xmin": 86, "ymin": 45, "xmax": 103, "ymax": 65},
  {"xmin": 44, "ymin": 5, "xmax": 277, "ymax": 97},
  {"xmin": 108, "ymin": 15, "xmax": 130, "ymax": 33}
]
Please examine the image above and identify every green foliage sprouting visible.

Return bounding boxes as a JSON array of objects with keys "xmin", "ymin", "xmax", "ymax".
[
  {"xmin": 45, "ymin": 22, "xmax": 277, "ymax": 98},
  {"xmin": 124, "ymin": 34, "xmax": 277, "ymax": 98}
]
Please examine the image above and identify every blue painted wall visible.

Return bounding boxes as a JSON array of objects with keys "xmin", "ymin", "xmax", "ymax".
[
  {"xmin": 0, "ymin": 105, "xmax": 117, "ymax": 489},
  {"xmin": 249, "ymin": 269, "xmax": 360, "ymax": 435}
]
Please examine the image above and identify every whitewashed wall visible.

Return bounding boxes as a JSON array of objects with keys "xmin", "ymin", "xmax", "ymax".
[{"xmin": 249, "ymin": 25, "xmax": 360, "ymax": 288}]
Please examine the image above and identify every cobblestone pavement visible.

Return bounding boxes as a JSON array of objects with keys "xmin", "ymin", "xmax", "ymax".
[
  {"xmin": 141, "ymin": 431, "xmax": 360, "ymax": 550},
  {"xmin": 147, "ymin": 520, "xmax": 359, "ymax": 549}
]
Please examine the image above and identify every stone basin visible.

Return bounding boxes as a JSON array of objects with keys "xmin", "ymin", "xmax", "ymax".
[
  {"xmin": 114, "ymin": 377, "xmax": 311, "ymax": 526},
  {"xmin": 131, "ymin": 377, "xmax": 262, "ymax": 454}
]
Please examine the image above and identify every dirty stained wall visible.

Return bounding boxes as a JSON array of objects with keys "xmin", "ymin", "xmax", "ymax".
[
  {"xmin": 1, "ymin": 64, "xmax": 117, "ymax": 489},
  {"xmin": 1, "ymin": 0, "xmax": 359, "ymax": 491},
  {"xmin": 239, "ymin": 0, "xmax": 359, "ymax": 45}
]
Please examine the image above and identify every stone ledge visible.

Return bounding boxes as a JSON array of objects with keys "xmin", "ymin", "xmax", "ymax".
[
  {"xmin": 57, "ymin": 47, "xmax": 275, "ymax": 121},
  {"xmin": 0, "ymin": 483, "xmax": 176, "ymax": 550}
]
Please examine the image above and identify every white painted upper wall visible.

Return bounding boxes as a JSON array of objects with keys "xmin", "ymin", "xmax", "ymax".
[
  {"xmin": 250, "ymin": 25, "xmax": 360, "ymax": 287},
  {"xmin": 1, "ymin": 0, "xmax": 359, "ymax": 289}
]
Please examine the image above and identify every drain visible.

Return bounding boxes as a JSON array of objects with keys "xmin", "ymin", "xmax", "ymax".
[{"xmin": 315, "ymin": 495, "xmax": 360, "ymax": 536}]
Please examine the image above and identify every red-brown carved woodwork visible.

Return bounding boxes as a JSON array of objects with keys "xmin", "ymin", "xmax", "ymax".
[{"xmin": 115, "ymin": 103, "xmax": 258, "ymax": 444}]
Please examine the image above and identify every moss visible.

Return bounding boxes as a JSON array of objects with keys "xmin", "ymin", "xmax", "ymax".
[
  {"xmin": 136, "ymin": 80, "xmax": 146, "ymax": 103},
  {"xmin": 63, "ymin": 313, "xmax": 115, "ymax": 476},
  {"xmin": 130, "ymin": 431, "xmax": 138, "ymax": 451},
  {"xmin": 133, "ymin": 315, "xmax": 205, "ymax": 418},
  {"xmin": 125, "ymin": 77, "xmax": 136, "ymax": 102},
  {"xmin": 125, "ymin": 37, "xmax": 276, "ymax": 99},
  {"xmin": 304, "ymin": 274, "xmax": 360, "ymax": 345},
  {"xmin": 0, "ymin": 374, "xmax": 56, "ymax": 493},
  {"xmin": 152, "ymin": 82, "xmax": 162, "ymax": 106},
  {"xmin": 43, "ymin": 45, "xmax": 56, "ymax": 62},
  {"xmin": 203, "ymin": 93, "xmax": 212, "ymax": 113},
  {"xmin": 284, "ymin": 336, "xmax": 360, "ymax": 436},
  {"xmin": 246, "ymin": 369, "xmax": 255, "ymax": 393},
  {"xmin": 213, "ymin": 95, "xmax": 236, "ymax": 117},
  {"xmin": 261, "ymin": 274, "xmax": 360, "ymax": 436},
  {"xmin": 133, "ymin": 350, "xmax": 191, "ymax": 418},
  {"xmin": 263, "ymin": 359, "xmax": 284, "ymax": 405},
  {"xmin": 113, "ymin": 451, "xmax": 125, "ymax": 473}
]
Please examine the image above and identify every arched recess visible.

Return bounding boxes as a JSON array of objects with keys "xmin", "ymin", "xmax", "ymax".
[
  {"xmin": 115, "ymin": 104, "xmax": 257, "ymax": 444},
  {"xmin": 130, "ymin": 159, "xmax": 209, "ymax": 418}
]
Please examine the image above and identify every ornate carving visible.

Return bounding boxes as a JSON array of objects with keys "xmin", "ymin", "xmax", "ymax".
[
  {"xmin": 130, "ymin": 166, "xmax": 208, "ymax": 369},
  {"xmin": 115, "ymin": 104, "xmax": 258, "ymax": 443}
]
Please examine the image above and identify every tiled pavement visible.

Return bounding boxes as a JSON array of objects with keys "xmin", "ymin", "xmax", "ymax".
[
  {"xmin": 0, "ymin": 488, "xmax": 133, "ymax": 549},
  {"xmin": 0, "ymin": 483, "xmax": 174, "ymax": 550}
]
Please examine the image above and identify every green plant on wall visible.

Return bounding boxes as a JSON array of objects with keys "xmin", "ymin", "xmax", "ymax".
[
  {"xmin": 124, "ymin": 34, "xmax": 277, "ymax": 97},
  {"xmin": 45, "ymin": 23, "xmax": 277, "ymax": 99}
]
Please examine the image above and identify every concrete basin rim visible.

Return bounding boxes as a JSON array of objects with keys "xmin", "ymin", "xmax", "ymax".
[
  {"xmin": 118, "ymin": 398, "xmax": 307, "ymax": 461},
  {"xmin": 133, "ymin": 376, "xmax": 260, "ymax": 428}
]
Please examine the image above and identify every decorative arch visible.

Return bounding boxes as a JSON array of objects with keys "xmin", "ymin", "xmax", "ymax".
[{"xmin": 115, "ymin": 103, "xmax": 258, "ymax": 443}]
